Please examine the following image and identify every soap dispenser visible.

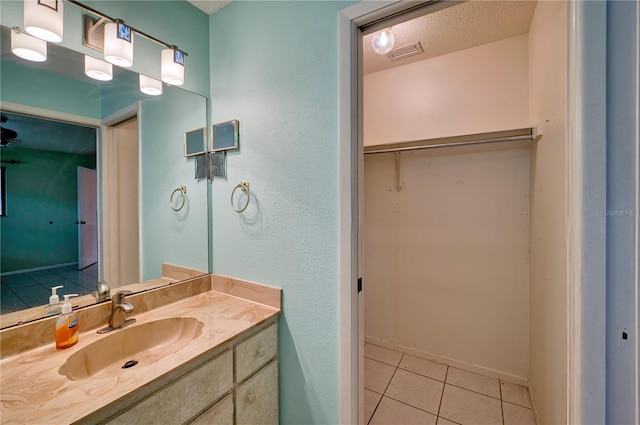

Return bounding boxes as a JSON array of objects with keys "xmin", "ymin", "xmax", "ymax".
[
  {"xmin": 55, "ymin": 294, "xmax": 79, "ymax": 349},
  {"xmin": 44, "ymin": 285, "xmax": 64, "ymax": 316}
]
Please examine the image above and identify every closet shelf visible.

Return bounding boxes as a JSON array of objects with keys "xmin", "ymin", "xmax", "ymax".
[{"xmin": 364, "ymin": 127, "xmax": 539, "ymax": 154}]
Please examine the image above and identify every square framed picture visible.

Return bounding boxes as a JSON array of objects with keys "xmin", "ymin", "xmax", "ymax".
[
  {"xmin": 210, "ymin": 119, "xmax": 239, "ymax": 152},
  {"xmin": 184, "ymin": 127, "xmax": 206, "ymax": 157}
]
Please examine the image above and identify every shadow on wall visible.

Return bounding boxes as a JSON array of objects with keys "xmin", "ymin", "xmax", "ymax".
[{"xmin": 278, "ymin": 313, "xmax": 322, "ymax": 424}]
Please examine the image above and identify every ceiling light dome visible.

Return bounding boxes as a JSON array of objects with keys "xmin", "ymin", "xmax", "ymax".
[
  {"xmin": 372, "ymin": 28, "xmax": 395, "ymax": 55},
  {"xmin": 24, "ymin": 0, "xmax": 64, "ymax": 43}
]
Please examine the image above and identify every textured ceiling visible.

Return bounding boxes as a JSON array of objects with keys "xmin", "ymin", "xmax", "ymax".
[
  {"xmin": 187, "ymin": 0, "xmax": 231, "ymax": 15},
  {"xmin": 1, "ymin": 112, "xmax": 96, "ymax": 155},
  {"xmin": 363, "ymin": 0, "xmax": 537, "ymax": 75}
]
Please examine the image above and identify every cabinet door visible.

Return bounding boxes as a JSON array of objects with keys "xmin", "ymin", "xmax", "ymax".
[
  {"xmin": 235, "ymin": 323, "xmax": 277, "ymax": 383},
  {"xmin": 235, "ymin": 360, "xmax": 278, "ymax": 425},
  {"xmin": 190, "ymin": 394, "xmax": 233, "ymax": 425}
]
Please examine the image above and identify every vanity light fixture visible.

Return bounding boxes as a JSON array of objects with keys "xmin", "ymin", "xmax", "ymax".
[
  {"xmin": 24, "ymin": 0, "xmax": 64, "ymax": 43},
  {"xmin": 84, "ymin": 55, "xmax": 113, "ymax": 81},
  {"xmin": 10, "ymin": 28, "xmax": 47, "ymax": 62},
  {"xmin": 103, "ymin": 20, "xmax": 134, "ymax": 67},
  {"xmin": 371, "ymin": 28, "xmax": 395, "ymax": 55},
  {"xmin": 139, "ymin": 75, "xmax": 163, "ymax": 96},
  {"xmin": 161, "ymin": 47, "xmax": 185, "ymax": 86}
]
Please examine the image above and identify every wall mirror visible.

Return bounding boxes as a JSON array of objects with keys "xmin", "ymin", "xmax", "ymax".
[
  {"xmin": 211, "ymin": 119, "xmax": 239, "ymax": 152},
  {"xmin": 0, "ymin": 25, "xmax": 210, "ymax": 329}
]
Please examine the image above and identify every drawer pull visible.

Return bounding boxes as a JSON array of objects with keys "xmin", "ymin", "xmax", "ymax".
[
  {"xmin": 245, "ymin": 392, "xmax": 256, "ymax": 405},
  {"xmin": 256, "ymin": 347, "xmax": 266, "ymax": 357}
]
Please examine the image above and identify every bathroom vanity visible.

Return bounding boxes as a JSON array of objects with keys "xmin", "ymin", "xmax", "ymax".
[{"xmin": 0, "ymin": 275, "xmax": 281, "ymax": 425}]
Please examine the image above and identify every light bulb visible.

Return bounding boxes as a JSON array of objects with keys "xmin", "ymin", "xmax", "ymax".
[
  {"xmin": 139, "ymin": 75, "xmax": 163, "ymax": 96},
  {"xmin": 372, "ymin": 29, "xmax": 395, "ymax": 55},
  {"xmin": 11, "ymin": 29, "xmax": 47, "ymax": 62},
  {"xmin": 85, "ymin": 56, "xmax": 113, "ymax": 81}
]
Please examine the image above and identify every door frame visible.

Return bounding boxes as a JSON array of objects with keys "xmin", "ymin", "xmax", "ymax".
[
  {"xmin": 101, "ymin": 103, "xmax": 141, "ymax": 286},
  {"xmin": 337, "ymin": 1, "xmax": 606, "ymax": 423}
]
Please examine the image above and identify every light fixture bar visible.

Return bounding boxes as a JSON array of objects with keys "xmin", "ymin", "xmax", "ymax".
[{"xmin": 67, "ymin": 0, "xmax": 188, "ymax": 56}]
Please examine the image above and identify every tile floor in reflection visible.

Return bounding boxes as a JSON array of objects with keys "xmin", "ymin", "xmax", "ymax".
[
  {"xmin": 365, "ymin": 343, "xmax": 536, "ymax": 425},
  {"xmin": 0, "ymin": 263, "xmax": 98, "ymax": 314}
]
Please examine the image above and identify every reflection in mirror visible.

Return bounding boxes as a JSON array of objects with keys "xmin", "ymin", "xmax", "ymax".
[
  {"xmin": 0, "ymin": 26, "xmax": 209, "ymax": 329},
  {"xmin": 184, "ymin": 127, "xmax": 206, "ymax": 157}
]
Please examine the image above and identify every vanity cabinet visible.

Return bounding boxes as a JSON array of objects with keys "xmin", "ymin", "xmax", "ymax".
[{"xmin": 103, "ymin": 322, "xmax": 278, "ymax": 425}]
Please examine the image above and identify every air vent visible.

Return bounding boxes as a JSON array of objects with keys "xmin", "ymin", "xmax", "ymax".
[{"xmin": 387, "ymin": 42, "xmax": 424, "ymax": 61}]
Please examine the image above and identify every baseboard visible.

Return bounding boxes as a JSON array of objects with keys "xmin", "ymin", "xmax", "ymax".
[
  {"xmin": 0, "ymin": 262, "xmax": 78, "ymax": 277},
  {"xmin": 365, "ymin": 335, "xmax": 529, "ymax": 387},
  {"xmin": 528, "ymin": 380, "xmax": 541, "ymax": 424}
]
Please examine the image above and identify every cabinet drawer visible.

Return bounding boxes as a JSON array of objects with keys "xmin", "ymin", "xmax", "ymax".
[
  {"xmin": 107, "ymin": 350, "xmax": 233, "ymax": 425},
  {"xmin": 190, "ymin": 394, "xmax": 234, "ymax": 425},
  {"xmin": 235, "ymin": 323, "xmax": 277, "ymax": 383},
  {"xmin": 235, "ymin": 360, "xmax": 278, "ymax": 425}
]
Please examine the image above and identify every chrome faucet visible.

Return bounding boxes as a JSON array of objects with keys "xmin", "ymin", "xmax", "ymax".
[
  {"xmin": 94, "ymin": 280, "xmax": 111, "ymax": 302},
  {"xmin": 97, "ymin": 291, "xmax": 136, "ymax": 333}
]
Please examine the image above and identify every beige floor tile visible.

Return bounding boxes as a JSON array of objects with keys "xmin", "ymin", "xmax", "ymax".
[
  {"xmin": 365, "ymin": 389, "xmax": 382, "ymax": 424},
  {"xmin": 365, "ymin": 344, "xmax": 404, "ymax": 367},
  {"xmin": 446, "ymin": 368, "xmax": 501, "ymax": 399},
  {"xmin": 439, "ymin": 384, "xmax": 503, "ymax": 425},
  {"xmin": 399, "ymin": 355, "xmax": 448, "ymax": 381},
  {"xmin": 385, "ymin": 369, "xmax": 444, "ymax": 415},
  {"xmin": 503, "ymin": 401, "xmax": 536, "ymax": 425},
  {"xmin": 370, "ymin": 396, "xmax": 437, "ymax": 425},
  {"xmin": 365, "ymin": 358, "xmax": 396, "ymax": 394},
  {"xmin": 500, "ymin": 381, "xmax": 532, "ymax": 408},
  {"xmin": 436, "ymin": 417, "xmax": 460, "ymax": 425}
]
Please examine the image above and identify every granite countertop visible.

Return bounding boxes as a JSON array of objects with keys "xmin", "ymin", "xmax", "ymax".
[{"xmin": 0, "ymin": 289, "xmax": 280, "ymax": 425}]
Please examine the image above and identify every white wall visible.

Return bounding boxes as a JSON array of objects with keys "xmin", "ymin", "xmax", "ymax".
[
  {"xmin": 527, "ymin": 2, "xmax": 568, "ymax": 424},
  {"xmin": 364, "ymin": 34, "xmax": 530, "ymax": 146},
  {"xmin": 364, "ymin": 148, "xmax": 531, "ymax": 378}
]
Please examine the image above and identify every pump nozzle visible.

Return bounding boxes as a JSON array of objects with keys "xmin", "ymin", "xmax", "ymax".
[
  {"xmin": 49, "ymin": 285, "xmax": 64, "ymax": 305},
  {"xmin": 61, "ymin": 294, "xmax": 78, "ymax": 314}
]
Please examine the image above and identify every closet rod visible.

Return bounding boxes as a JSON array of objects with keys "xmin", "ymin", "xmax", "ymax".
[{"xmin": 364, "ymin": 127, "xmax": 537, "ymax": 154}]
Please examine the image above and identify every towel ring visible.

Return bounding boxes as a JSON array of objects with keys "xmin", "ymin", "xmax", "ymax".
[
  {"xmin": 231, "ymin": 181, "xmax": 250, "ymax": 213},
  {"xmin": 170, "ymin": 186, "xmax": 187, "ymax": 211}
]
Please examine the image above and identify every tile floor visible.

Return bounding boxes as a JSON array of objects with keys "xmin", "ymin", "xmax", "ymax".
[
  {"xmin": 0, "ymin": 263, "xmax": 98, "ymax": 315},
  {"xmin": 365, "ymin": 343, "xmax": 536, "ymax": 425}
]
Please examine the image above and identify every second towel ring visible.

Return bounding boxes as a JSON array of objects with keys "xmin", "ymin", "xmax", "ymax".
[
  {"xmin": 231, "ymin": 181, "xmax": 250, "ymax": 213},
  {"xmin": 170, "ymin": 186, "xmax": 187, "ymax": 211}
]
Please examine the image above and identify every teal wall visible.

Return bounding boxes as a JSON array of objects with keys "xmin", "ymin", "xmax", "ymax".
[
  {"xmin": 209, "ymin": 2, "xmax": 353, "ymax": 423},
  {"xmin": 0, "ymin": 148, "xmax": 95, "ymax": 272},
  {"xmin": 138, "ymin": 87, "xmax": 209, "ymax": 279},
  {"xmin": 0, "ymin": 60, "xmax": 101, "ymax": 119},
  {"xmin": 0, "ymin": 0, "xmax": 210, "ymax": 97}
]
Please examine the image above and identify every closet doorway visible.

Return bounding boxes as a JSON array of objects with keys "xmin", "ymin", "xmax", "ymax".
[{"xmin": 356, "ymin": 2, "xmax": 568, "ymax": 424}]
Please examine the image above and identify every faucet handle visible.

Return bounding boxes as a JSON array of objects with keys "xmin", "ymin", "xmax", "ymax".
[{"xmin": 112, "ymin": 290, "xmax": 133, "ymax": 306}]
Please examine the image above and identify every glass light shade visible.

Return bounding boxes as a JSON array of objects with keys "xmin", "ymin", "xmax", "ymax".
[
  {"xmin": 103, "ymin": 22, "xmax": 133, "ymax": 67},
  {"xmin": 85, "ymin": 55, "xmax": 113, "ymax": 81},
  {"xmin": 161, "ymin": 48, "xmax": 185, "ymax": 86},
  {"xmin": 11, "ymin": 30, "xmax": 47, "ymax": 62},
  {"xmin": 371, "ymin": 29, "xmax": 395, "ymax": 55},
  {"xmin": 139, "ymin": 75, "xmax": 163, "ymax": 96},
  {"xmin": 24, "ymin": 0, "xmax": 63, "ymax": 42}
]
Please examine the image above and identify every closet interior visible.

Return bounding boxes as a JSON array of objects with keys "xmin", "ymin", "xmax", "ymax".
[{"xmin": 362, "ymin": 1, "xmax": 567, "ymax": 424}]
